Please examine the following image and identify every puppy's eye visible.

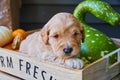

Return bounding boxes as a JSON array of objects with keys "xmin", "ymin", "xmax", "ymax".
[
  {"xmin": 73, "ymin": 32, "xmax": 78, "ymax": 36},
  {"xmin": 53, "ymin": 34, "xmax": 59, "ymax": 38}
]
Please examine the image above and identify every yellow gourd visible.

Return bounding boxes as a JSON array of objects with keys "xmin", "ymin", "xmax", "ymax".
[{"xmin": 0, "ymin": 26, "xmax": 12, "ymax": 47}]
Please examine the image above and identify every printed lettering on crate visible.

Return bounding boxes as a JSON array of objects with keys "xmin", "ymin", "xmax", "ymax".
[
  {"xmin": 0, "ymin": 48, "xmax": 83, "ymax": 80},
  {"xmin": 0, "ymin": 46, "xmax": 120, "ymax": 80},
  {"xmin": 0, "ymin": 48, "xmax": 58, "ymax": 80}
]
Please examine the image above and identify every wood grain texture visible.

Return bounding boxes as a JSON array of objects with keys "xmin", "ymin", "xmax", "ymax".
[
  {"xmin": 20, "ymin": 0, "xmax": 120, "ymax": 38},
  {"xmin": 0, "ymin": 47, "xmax": 120, "ymax": 80},
  {"xmin": 0, "ymin": 71, "xmax": 21, "ymax": 80},
  {"xmin": 0, "ymin": 48, "xmax": 83, "ymax": 80},
  {"xmin": 22, "ymin": 0, "xmax": 120, "ymax": 5},
  {"xmin": 0, "ymin": 38, "xmax": 119, "ymax": 79}
]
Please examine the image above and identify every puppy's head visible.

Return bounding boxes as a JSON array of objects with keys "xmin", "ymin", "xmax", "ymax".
[{"xmin": 41, "ymin": 12, "xmax": 84, "ymax": 59}]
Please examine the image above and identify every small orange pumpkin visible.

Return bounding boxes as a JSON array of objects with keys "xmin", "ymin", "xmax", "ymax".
[
  {"xmin": 12, "ymin": 29, "xmax": 27, "ymax": 39},
  {"xmin": 3, "ymin": 43, "xmax": 19, "ymax": 52}
]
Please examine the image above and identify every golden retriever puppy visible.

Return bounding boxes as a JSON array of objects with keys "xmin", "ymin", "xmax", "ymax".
[{"xmin": 19, "ymin": 12, "xmax": 84, "ymax": 69}]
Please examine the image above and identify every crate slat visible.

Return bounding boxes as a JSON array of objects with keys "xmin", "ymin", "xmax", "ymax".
[
  {"xmin": 83, "ymin": 58, "xmax": 107, "ymax": 80},
  {"xmin": 0, "ymin": 71, "xmax": 20, "ymax": 80},
  {"xmin": 0, "ymin": 48, "xmax": 120, "ymax": 80},
  {"xmin": 0, "ymin": 38, "xmax": 119, "ymax": 80},
  {"xmin": 0, "ymin": 48, "xmax": 82, "ymax": 80}
]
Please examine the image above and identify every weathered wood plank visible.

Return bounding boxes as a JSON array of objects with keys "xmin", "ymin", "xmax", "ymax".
[
  {"xmin": 0, "ymin": 71, "xmax": 20, "ymax": 80},
  {"xmin": 22, "ymin": 0, "xmax": 120, "ymax": 5},
  {"xmin": 20, "ymin": 5, "xmax": 120, "ymax": 23},
  {"xmin": 83, "ymin": 48, "xmax": 120, "ymax": 80},
  {"xmin": 20, "ymin": 0, "xmax": 120, "ymax": 39},
  {"xmin": 0, "ymin": 48, "xmax": 83, "ymax": 80},
  {"xmin": 20, "ymin": 5, "xmax": 75, "ymax": 23},
  {"xmin": 83, "ymin": 58, "xmax": 107, "ymax": 80},
  {"xmin": 0, "ymin": 48, "xmax": 120, "ymax": 80},
  {"xmin": 112, "ymin": 73, "xmax": 120, "ymax": 80},
  {"xmin": 20, "ymin": 23, "xmax": 120, "ymax": 38},
  {"xmin": 22, "ymin": 0, "xmax": 82, "ymax": 5},
  {"xmin": 106, "ymin": 62, "xmax": 120, "ymax": 80}
]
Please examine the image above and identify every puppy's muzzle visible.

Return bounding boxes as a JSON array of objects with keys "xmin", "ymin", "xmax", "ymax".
[{"xmin": 63, "ymin": 47, "xmax": 73, "ymax": 55}]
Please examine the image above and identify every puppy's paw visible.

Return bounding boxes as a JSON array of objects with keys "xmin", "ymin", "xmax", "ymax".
[{"xmin": 65, "ymin": 58, "xmax": 84, "ymax": 69}]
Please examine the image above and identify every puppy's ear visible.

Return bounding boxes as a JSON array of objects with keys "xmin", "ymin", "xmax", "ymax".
[
  {"xmin": 79, "ymin": 23, "xmax": 85, "ymax": 42},
  {"xmin": 40, "ymin": 24, "xmax": 50, "ymax": 45}
]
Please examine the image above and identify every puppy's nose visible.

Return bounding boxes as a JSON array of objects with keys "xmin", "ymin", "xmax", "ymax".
[{"xmin": 63, "ymin": 47, "xmax": 73, "ymax": 55}]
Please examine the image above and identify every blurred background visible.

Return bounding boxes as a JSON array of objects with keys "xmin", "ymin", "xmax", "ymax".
[{"xmin": 20, "ymin": 0, "xmax": 120, "ymax": 38}]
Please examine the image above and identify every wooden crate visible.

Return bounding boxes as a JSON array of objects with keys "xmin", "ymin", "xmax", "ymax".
[{"xmin": 0, "ymin": 38, "xmax": 120, "ymax": 80}]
